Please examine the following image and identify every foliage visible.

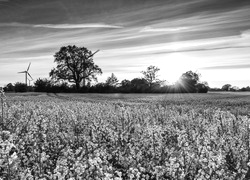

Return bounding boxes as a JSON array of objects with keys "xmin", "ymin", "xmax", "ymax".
[
  {"xmin": 50, "ymin": 45, "xmax": 102, "ymax": 90},
  {"xmin": 141, "ymin": 66, "xmax": 163, "ymax": 89},
  {"xmin": 177, "ymin": 71, "xmax": 200, "ymax": 93},
  {"xmin": 176, "ymin": 71, "xmax": 209, "ymax": 93},
  {"xmin": 130, "ymin": 78, "xmax": 149, "ymax": 93},
  {"xmin": 240, "ymin": 86, "xmax": 250, "ymax": 92},
  {"xmin": 3, "ymin": 83, "xmax": 15, "ymax": 92},
  {"xmin": 106, "ymin": 73, "xmax": 119, "ymax": 87},
  {"xmin": 1, "ymin": 93, "xmax": 250, "ymax": 179},
  {"xmin": 34, "ymin": 78, "xmax": 52, "ymax": 92},
  {"xmin": 222, "ymin": 84, "xmax": 232, "ymax": 91},
  {"xmin": 196, "ymin": 82, "xmax": 209, "ymax": 93},
  {"xmin": 119, "ymin": 80, "xmax": 132, "ymax": 93},
  {"xmin": 14, "ymin": 82, "xmax": 27, "ymax": 92}
]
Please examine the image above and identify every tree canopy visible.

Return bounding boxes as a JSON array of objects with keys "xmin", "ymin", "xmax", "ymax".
[
  {"xmin": 106, "ymin": 73, "xmax": 119, "ymax": 87},
  {"xmin": 141, "ymin": 65, "xmax": 163, "ymax": 89},
  {"xmin": 50, "ymin": 45, "xmax": 102, "ymax": 90},
  {"xmin": 176, "ymin": 71, "xmax": 209, "ymax": 93},
  {"xmin": 222, "ymin": 84, "xmax": 232, "ymax": 91}
]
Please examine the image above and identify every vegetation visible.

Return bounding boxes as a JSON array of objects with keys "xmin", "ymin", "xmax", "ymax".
[
  {"xmin": 141, "ymin": 65, "xmax": 163, "ymax": 90},
  {"xmin": 1, "ymin": 92, "xmax": 250, "ymax": 179},
  {"xmin": 49, "ymin": 45, "xmax": 102, "ymax": 90},
  {"xmin": 106, "ymin": 73, "xmax": 119, "ymax": 87}
]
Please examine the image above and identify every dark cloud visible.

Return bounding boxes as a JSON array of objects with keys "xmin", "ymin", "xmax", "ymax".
[{"xmin": 1, "ymin": 0, "xmax": 250, "ymax": 24}]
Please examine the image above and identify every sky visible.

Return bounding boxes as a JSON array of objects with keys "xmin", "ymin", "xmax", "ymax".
[{"xmin": 0, "ymin": 0, "xmax": 250, "ymax": 88}]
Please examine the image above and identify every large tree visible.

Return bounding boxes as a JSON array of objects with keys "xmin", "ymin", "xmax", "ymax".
[{"xmin": 50, "ymin": 45, "xmax": 102, "ymax": 90}]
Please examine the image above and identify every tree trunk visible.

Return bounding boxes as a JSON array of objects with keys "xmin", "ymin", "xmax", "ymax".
[
  {"xmin": 82, "ymin": 78, "xmax": 86, "ymax": 87},
  {"xmin": 75, "ymin": 82, "xmax": 80, "ymax": 90}
]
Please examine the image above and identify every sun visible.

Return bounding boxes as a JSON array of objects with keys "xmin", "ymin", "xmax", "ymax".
[{"xmin": 157, "ymin": 53, "xmax": 192, "ymax": 84}]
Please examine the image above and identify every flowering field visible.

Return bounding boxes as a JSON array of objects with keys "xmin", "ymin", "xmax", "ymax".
[{"xmin": 1, "ymin": 92, "xmax": 250, "ymax": 179}]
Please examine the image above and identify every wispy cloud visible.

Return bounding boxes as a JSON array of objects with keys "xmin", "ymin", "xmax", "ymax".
[
  {"xmin": 33, "ymin": 23, "xmax": 123, "ymax": 29},
  {"xmin": 140, "ymin": 26, "xmax": 190, "ymax": 33},
  {"xmin": 0, "ymin": 22, "xmax": 123, "ymax": 29},
  {"xmin": 200, "ymin": 64, "xmax": 250, "ymax": 70},
  {"xmin": 153, "ymin": 45, "xmax": 250, "ymax": 55}
]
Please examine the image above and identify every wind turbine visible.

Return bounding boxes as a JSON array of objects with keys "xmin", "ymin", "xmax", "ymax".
[
  {"xmin": 28, "ymin": 77, "xmax": 33, "ymax": 86},
  {"xmin": 18, "ymin": 63, "xmax": 33, "ymax": 86}
]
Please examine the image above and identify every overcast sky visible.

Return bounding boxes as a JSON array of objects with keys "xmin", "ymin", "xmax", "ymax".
[{"xmin": 0, "ymin": 0, "xmax": 250, "ymax": 88}]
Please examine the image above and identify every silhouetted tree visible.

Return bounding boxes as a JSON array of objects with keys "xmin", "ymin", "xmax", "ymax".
[
  {"xmin": 131, "ymin": 78, "xmax": 149, "ymax": 93},
  {"xmin": 177, "ymin": 71, "xmax": 200, "ymax": 93},
  {"xmin": 3, "ymin": 83, "xmax": 14, "ymax": 92},
  {"xmin": 106, "ymin": 73, "xmax": 119, "ymax": 87},
  {"xmin": 119, "ymin": 79, "xmax": 131, "ymax": 93},
  {"xmin": 50, "ymin": 45, "xmax": 102, "ymax": 90},
  {"xmin": 14, "ymin": 82, "xmax": 27, "ymax": 92},
  {"xmin": 34, "ymin": 78, "xmax": 52, "ymax": 92},
  {"xmin": 141, "ymin": 65, "xmax": 163, "ymax": 90},
  {"xmin": 240, "ymin": 86, "xmax": 250, "ymax": 91},
  {"xmin": 196, "ymin": 82, "xmax": 209, "ymax": 93},
  {"xmin": 222, "ymin": 84, "xmax": 232, "ymax": 91}
]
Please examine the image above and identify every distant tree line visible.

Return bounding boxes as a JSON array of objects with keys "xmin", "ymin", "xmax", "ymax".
[
  {"xmin": 4, "ymin": 79, "xmax": 250, "ymax": 93},
  {"xmin": 210, "ymin": 84, "xmax": 250, "ymax": 92},
  {"xmin": 3, "ymin": 68, "xmax": 209, "ymax": 93},
  {"xmin": 5, "ymin": 44, "xmax": 248, "ymax": 93}
]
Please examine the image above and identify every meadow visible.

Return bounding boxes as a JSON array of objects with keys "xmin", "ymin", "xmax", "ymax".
[{"xmin": 1, "ymin": 92, "xmax": 250, "ymax": 179}]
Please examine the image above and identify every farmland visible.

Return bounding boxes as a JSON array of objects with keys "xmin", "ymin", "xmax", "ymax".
[{"xmin": 1, "ymin": 92, "xmax": 250, "ymax": 179}]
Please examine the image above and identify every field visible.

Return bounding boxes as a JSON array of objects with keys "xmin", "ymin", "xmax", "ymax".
[{"xmin": 1, "ymin": 92, "xmax": 250, "ymax": 179}]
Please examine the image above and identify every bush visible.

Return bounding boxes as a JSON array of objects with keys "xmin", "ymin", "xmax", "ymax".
[{"xmin": 14, "ymin": 82, "xmax": 27, "ymax": 92}]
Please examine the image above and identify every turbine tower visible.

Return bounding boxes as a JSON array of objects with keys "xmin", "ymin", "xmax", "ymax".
[{"xmin": 18, "ymin": 63, "xmax": 33, "ymax": 86}]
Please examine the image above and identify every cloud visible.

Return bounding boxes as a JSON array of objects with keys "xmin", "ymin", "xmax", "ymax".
[
  {"xmin": 241, "ymin": 29, "xmax": 250, "ymax": 38},
  {"xmin": 140, "ymin": 26, "xmax": 190, "ymax": 33},
  {"xmin": 153, "ymin": 45, "xmax": 250, "ymax": 55},
  {"xmin": 33, "ymin": 23, "xmax": 123, "ymax": 29},
  {"xmin": 200, "ymin": 64, "xmax": 250, "ymax": 70},
  {"xmin": 0, "ymin": 22, "xmax": 123, "ymax": 29}
]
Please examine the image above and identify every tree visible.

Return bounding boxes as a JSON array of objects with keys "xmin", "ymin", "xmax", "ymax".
[
  {"xmin": 4, "ymin": 83, "xmax": 14, "ymax": 92},
  {"xmin": 131, "ymin": 78, "xmax": 149, "ymax": 93},
  {"xmin": 14, "ymin": 82, "xmax": 27, "ymax": 92},
  {"xmin": 196, "ymin": 82, "xmax": 209, "ymax": 93},
  {"xmin": 230, "ymin": 86, "xmax": 239, "ymax": 91},
  {"xmin": 177, "ymin": 71, "xmax": 200, "ymax": 93},
  {"xmin": 222, "ymin": 84, "xmax": 232, "ymax": 91},
  {"xmin": 119, "ymin": 79, "xmax": 132, "ymax": 93},
  {"xmin": 34, "ymin": 78, "xmax": 52, "ymax": 92},
  {"xmin": 50, "ymin": 45, "xmax": 102, "ymax": 90},
  {"xmin": 106, "ymin": 73, "xmax": 119, "ymax": 87},
  {"xmin": 141, "ymin": 65, "xmax": 163, "ymax": 90}
]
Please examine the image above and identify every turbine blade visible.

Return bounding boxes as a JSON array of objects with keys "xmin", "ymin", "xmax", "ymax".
[
  {"xmin": 18, "ymin": 71, "xmax": 26, "ymax": 73},
  {"xmin": 27, "ymin": 62, "xmax": 31, "ymax": 71},
  {"xmin": 88, "ymin": 50, "xmax": 100, "ymax": 58},
  {"xmin": 28, "ymin": 72, "xmax": 33, "ymax": 80}
]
